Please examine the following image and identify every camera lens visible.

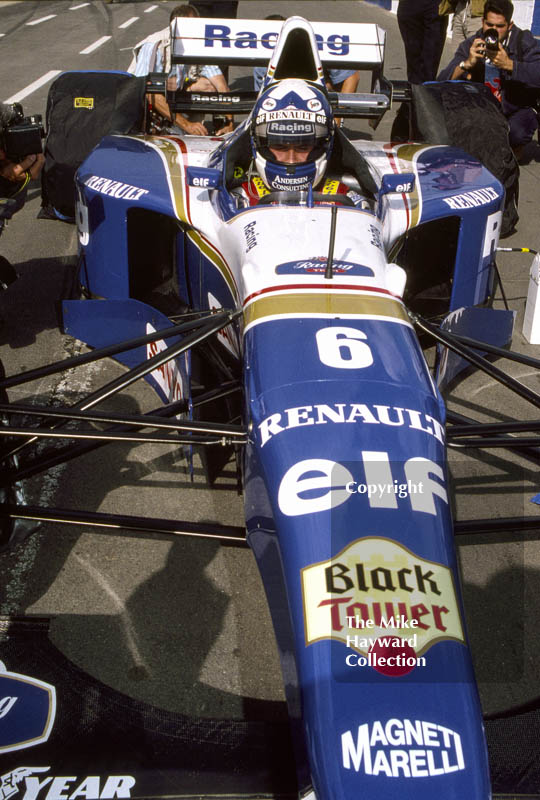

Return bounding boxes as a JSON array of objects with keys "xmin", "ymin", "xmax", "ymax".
[{"xmin": 483, "ymin": 27, "xmax": 499, "ymax": 47}]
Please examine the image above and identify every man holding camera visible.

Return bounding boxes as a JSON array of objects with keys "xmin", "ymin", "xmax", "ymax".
[
  {"xmin": 439, "ymin": 0, "xmax": 540, "ymax": 156},
  {"xmin": 0, "ymin": 105, "xmax": 44, "ymax": 238}
]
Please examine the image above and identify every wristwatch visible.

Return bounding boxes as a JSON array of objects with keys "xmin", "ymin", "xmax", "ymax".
[{"xmin": 459, "ymin": 61, "xmax": 469, "ymax": 72}]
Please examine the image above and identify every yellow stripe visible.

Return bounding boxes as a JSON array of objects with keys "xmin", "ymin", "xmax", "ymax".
[
  {"xmin": 251, "ymin": 175, "xmax": 269, "ymax": 197},
  {"xmin": 244, "ymin": 292, "xmax": 409, "ymax": 328},
  {"xmin": 322, "ymin": 178, "xmax": 339, "ymax": 194}
]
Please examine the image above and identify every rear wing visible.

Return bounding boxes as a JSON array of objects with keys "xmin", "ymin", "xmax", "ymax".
[
  {"xmin": 147, "ymin": 15, "xmax": 399, "ymax": 124},
  {"xmin": 171, "ymin": 15, "xmax": 386, "ymax": 73}
]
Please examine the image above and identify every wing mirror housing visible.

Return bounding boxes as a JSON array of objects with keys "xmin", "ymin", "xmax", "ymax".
[
  {"xmin": 186, "ymin": 167, "xmax": 223, "ymax": 189},
  {"xmin": 379, "ymin": 173, "xmax": 415, "ymax": 196}
]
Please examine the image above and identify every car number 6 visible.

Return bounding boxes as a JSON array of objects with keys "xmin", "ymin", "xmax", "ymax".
[{"xmin": 315, "ymin": 327, "xmax": 373, "ymax": 369}]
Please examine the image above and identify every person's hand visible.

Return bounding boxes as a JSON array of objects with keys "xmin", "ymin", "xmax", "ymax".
[
  {"xmin": 27, "ymin": 153, "xmax": 44, "ymax": 180},
  {"xmin": 0, "ymin": 152, "xmax": 43, "ymax": 182},
  {"xmin": 463, "ymin": 36, "xmax": 487, "ymax": 70},
  {"xmin": 490, "ymin": 42, "xmax": 513, "ymax": 71},
  {"xmin": 177, "ymin": 118, "xmax": 209, "ymax": 136},
  {"xmin": 215, "ymin": 120, "xmax": 234, "ymax": 136}
]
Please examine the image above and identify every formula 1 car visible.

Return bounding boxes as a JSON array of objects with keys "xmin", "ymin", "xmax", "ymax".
[{"xmin": 1, "ymin": 13, "xmax": 540, "ymax": 800}]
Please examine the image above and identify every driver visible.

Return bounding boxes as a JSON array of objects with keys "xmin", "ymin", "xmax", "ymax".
[{"xmin": 231, "ymin": 79, "xmax": 371, "ymax": 209}]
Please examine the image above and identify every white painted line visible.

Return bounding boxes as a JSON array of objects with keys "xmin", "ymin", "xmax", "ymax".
[
  {"xmin": 70, "ymin": 3, "xmax": 90, "ymax": 9},
  {"xmin": 0, "ymin": 34, "xmax": 4, "ymax": 38},
  {"xmin": 26, "ymin": 14, "xmax": 56, "ymax": 26},
  {"xmin": 5, "ymin": 70, "xmax": 62, "ymax": 103},
  {"xmin": 145, "ymin": 5, "xmax": 158, "ymax": 12},
  {"xmin": 119, "ymin": 17, "xmax": 139, "ymax": 29},
  {"xmin": 80, "ymin": 35, "xmax": 112, "ymax": 55}
]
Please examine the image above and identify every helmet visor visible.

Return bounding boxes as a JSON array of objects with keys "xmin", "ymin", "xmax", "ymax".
[{"xmin": 255, "ymin": 117, "xmax": 329, "ymax": 158}]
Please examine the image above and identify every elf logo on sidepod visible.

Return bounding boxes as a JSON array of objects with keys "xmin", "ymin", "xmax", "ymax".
[
  {"xmin": 342, "ymin": 719, "xmax": 465, "ymax": 778},
  {"xmin": 0, "ymin": 666, "xmax": 55, "ymax": 754},
  {"xmin": 0, "ymin": 769, "xmax": 135, "ymax": 800}
]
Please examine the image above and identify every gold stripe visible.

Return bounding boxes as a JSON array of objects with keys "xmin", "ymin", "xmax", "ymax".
[
  {"xmin": 112, "ymin": 136, "xmax": 239, "ymax": 302},
  {"xmin": 148, "ymin": 137, "xmax": 187, "ymax": 221},
  {"xmin": 244, "ymin": 292, "xmax": 409, "ymax": 327},
  {"xmin": 187, "ymin": 229, "xmax": 238, "ymax": 301},
  {"xmin": 394, "ymin": 143, "xmax": 427, "ymax": 228}
]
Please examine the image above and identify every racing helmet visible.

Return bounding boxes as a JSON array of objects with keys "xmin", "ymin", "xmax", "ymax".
[{"xmin": 251, "ymin": 79, "xmax": 334, "ymax": 192}]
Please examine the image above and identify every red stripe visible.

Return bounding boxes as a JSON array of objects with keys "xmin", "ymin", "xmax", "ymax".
[{"xmin": 244, "ymin": 283, "xmax": 392, "ymax": 306}]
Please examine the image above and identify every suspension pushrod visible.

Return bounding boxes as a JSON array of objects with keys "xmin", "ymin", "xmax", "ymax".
[
  {"xmin": 1, "ymin": 505, "xmax": 248, "ymax": 545},
  {"xmin": 455, "ymin": 516, "xmax": 540, "ymax": 535},
  {"xmin": 0, "ymin": 402, "xmax": 246, "ymax": 437},
  {"xmin": 412, "ymin": 314, "xmax": 540, "ymax": 411},
  {"xmin": 70, "ymin": 310, "xmax": 241, "ymax": 411},
  {"xmin": 448, "ymin": 420, "xmax": 540, "ymax": 437},
  {"xmin": 0, "ymin": 312, "xmax": 229, "ymax": 390},
  {"xmin": 3, "ymin": 309, "xmax": 242, "ymax": 460},
  {"xmin": 0, "ymin": 426, "xmax": 243, "ymax": 446},
  {"xmin": 449, "ymin": 332, "xmax": 540, "ymax": 370},
  {"xmin": 3, "ymin": 399, "xmax": 187, "ymax": 486},
  {"xmin": 445, "ymin": 408, "xmax": 540, "ymax": 465},
  {"xmin": 192, "ymin": 382, "xmax": 242, "ymax": 407},
  {"xmin": 448, "ymin": 435, "xmax": 540, "ymax": 448}
]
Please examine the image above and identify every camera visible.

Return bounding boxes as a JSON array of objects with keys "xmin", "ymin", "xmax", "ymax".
[
  {"xmin": 209, "ymin": 115, "xmax": 228, "ymax": 135},
  {"xmin": 482, "ymin": 27, "xmax": 500, "ymax": 60},
  {"xmin": 0, "ymin": 103, "xmax": 44, "ymax": 161}
]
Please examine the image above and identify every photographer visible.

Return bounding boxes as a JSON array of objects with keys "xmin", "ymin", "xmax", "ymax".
[
  {"xmin": 0, "ymin": 104, "xmax": 44, "ymax": 237},
  {"xmin": 438, "ymin": 0, "xmax": 540, "ymax": 157}
]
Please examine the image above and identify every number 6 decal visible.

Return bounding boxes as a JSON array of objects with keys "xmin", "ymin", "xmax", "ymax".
[{"xmin": 315, "ymin": 327, "xmax": 373, "ymax": 369}]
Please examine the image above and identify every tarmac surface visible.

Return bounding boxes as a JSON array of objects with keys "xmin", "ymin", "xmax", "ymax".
[{"xmin": 0, "ymin": 0, "xmax": 539, "ymax": 727}]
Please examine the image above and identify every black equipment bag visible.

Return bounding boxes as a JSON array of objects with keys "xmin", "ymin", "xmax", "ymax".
[
  {"xmin": 391, "ymin": 81, "xmax": 519, "ymax": 237},
  {"xmin": 41, "ymin": 71, "xmax": 146, "ymax": 220}
]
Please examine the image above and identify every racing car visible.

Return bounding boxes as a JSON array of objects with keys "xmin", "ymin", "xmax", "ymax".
[{"xmin": 1, "ymin": 13, "xmax": 540, "ymax": 800}]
